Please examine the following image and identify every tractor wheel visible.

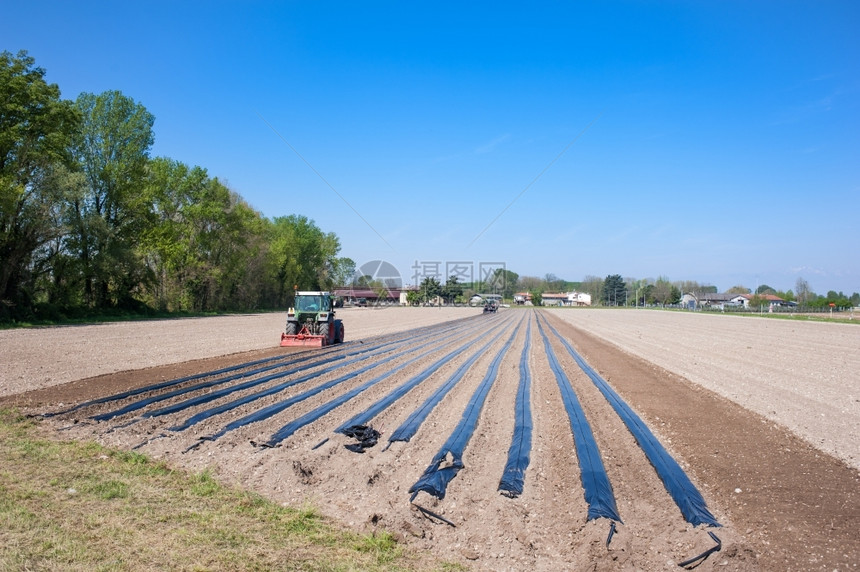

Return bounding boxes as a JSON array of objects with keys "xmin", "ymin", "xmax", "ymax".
[
  {"xmin": 335, "ymin": 320, "xmax": 345, "ymax": 343},
  {"xmin": 285, "ymin": 321, "xmax": 297, "ymax": 335},
  {"xmin": 319, "ymin": 322, "xmax": 330, "ymax": 341}
]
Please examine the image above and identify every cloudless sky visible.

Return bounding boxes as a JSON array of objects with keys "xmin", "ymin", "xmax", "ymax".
[{"xmin": 5, "ymin": 1, "xmax": 859, "ymax": 294}]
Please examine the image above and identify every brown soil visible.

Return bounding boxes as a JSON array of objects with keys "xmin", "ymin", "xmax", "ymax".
[{"xmin": 2, "ymin": 308, "xmax": 858, "ymax": 571}]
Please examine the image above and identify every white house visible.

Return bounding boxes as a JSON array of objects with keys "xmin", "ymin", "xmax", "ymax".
[
  {"xmin": 567, "ymin": 292, "xmax": 592, "ymax": 306},
  {"xmin": 732, "ymin": 293, "xmax": 786, "ymax": 309},
  {"xmin": 541, "ymin": 292, "xmax": 592, "ymax": 307}
]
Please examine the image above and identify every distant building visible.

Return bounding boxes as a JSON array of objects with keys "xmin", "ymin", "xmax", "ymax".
[
  {"xmin": 682, "ymin": 292, "xmax": 789, "ymax": 310},
  {"xmin": 514, "ymin": 292, "xmax": 533, "ymax": 305},
  {"xmin": 541, "ymin": 292, "xmax": 592, "ymax": 307},
  {"xmin": 334, "ymin": 287, "xmax": 403, "ymax": 306},
  {"xmin": 733, "ymin": 293, "xmax": 786, "ymax": 309}
]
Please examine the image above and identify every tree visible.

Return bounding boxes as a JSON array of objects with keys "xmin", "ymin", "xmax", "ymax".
[
  {"xmin": 640, "ymin": 283, "xmax": 654, "ymax": 305},
  {"xmin": 581, "ymin": 275, "xmax": 604, "ymax": 305},
  {"xmin": 137, "ymin": 157, "xmax": 209, "ymax": 310},
  {"xmin": 485, "ymin": 268, "xmax": 518, "ymax": 300},
  {"xmin": 328, "ymin": 257, "xmax": 355, "ymax": 289},
  {"xmin": 69, "ymin": 90, "xmax": 155, "ymax": 308},
  {"xmin": 442, "ymin": 275, "xmax": 464, "ymax": 304},
  {"xmin": 795, "ymin": 277, "xmax": 812, "ymax": 308},
  {"xmin": 0, "ymin": 50, "xmax": 80, "ymax": 319},
  {"xmin": 669, "ymin": 285, "xmax": 682, "ymax": 304},
  {"xmin": 778, "ymin": 289, "xmax": 795, "ymax": 303},
  {"xmin": 755, "ymin": 284, "xmax": 776, "ymax": 295},
  {"xmin": 267, "ymin": 214, "xmax": 341, "ymax": 308},
  {"xmin": 726, "ymin": 285, "xmax": 750, "ymax": 294},
  {"xmin": 406, "ymin": 290, "xmax": 421, "ymax": 306},
  {"xmin": 418, "ymin": 276, "xmax": 441, "ymax": 304},
  {"xmin": 353, "ymin": 274, "xmax": 373, "ymax": 288},
  {"xmin": 650, "ymin": 276, "xmax": 673, "ymax": 305},
  {"xmin": 602, "ymin": 274, "xmax": 625, "ymax": 306},
  {"xmin": 678, "ymin": 280, "xmax": 715, "ymax": 298},
  {"xmin": 544, "ymin": 273, "xmax": 564, "ymax": 292}
]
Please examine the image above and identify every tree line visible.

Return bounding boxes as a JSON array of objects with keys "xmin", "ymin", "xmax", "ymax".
[
  {"xmin": 1, "ymin": 51, "xmax": 352, "ymax": 322},
  {"xmin": 520, "ymin": 273, "xmax": 858, "ymax": 309},
  {"xmin": 443, "ymin": 270, "xmax": 858, "ymax": 309}
]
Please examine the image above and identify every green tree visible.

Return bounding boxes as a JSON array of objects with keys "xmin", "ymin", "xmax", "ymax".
[
  {"xmin": 69, "ymin": 90, "xmax": 155, "ymax": 308},
  {"xmin": 485, "ymin": 268, "xmax": 518, "ymax": 300},
  {"xmin": 267, "ymin": 214, "xmax": 341, "ymax": 308},
  {"xmin": 669, "ymin": 285, "xmax": 681, "ymax": 304},
  {"xmin": 650, "ymin": 277, "xmax": 671, "ymax": 305},
  {"xmin": 640, "ymin": 283, "xmax": 654, "ymax": 305},
  {"xmin": 726, "ymin": 285, "xmax": 750, "ymax": 295},
  {"xmin": 418, "ymin": 276, "xmax": 441, "ymax": 304},
  {"xmin": 516, "ymin": 275, "xmax": 544, "ymax": 304},
  {"xmin": 138, "ymin": 157, "xmax": 209, "ymax": 310},
  {"xmin": 442, "ymin": 275, "xmax": 464, "ymax": 304},
  {"xmin": 188, "ymin": 180, "xmax": 266, "ymax": 311},
  {"xmin": 134, "ymin": 158, "xmax": 268, "ymax": 312},
  {"xmin": 0, "ymin": 50, "xmax": 80, "ymax": 319},
  {"xmin": 755, "ymin": 284, "xmax": 776, "ymax": 295},
  {"xmin": 602, "ymin": 274, "xmax": 625, "ymax": 306},
  {"xmin": 406, "ymin": 289, "xmax": 421, "ymax": 306},
  {"xmin": 774, "ymin": 288, "xmax": 794, "ymax": 302},
  {"xmin": 544, "ymin": 273, "xmax": 564, "ymax": 293},
  {"xmin": 678, "ymin": 280, "xmax": 715, "ymax": 298},
  {"xmin": 328, "ymin": 257, "xmax": 356, "ymax": 289}
]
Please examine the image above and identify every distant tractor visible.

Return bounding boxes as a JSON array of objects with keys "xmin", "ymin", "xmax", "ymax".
[{"xmin": 281, "ymin": 291, "xmax": 344, "ymax": 348}]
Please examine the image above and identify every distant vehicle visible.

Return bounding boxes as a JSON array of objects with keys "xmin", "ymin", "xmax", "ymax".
[
  {"xmin": 356, "ymin": 298, "xmax": 368, "ymax": 307},
  {"xmin": 483, "ymin": 300, "xmax": 499, "ymax": 313}
]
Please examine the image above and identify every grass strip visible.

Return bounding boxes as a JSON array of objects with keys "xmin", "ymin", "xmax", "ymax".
[{"xmin": 0, "ymin": 408, "xmax": 444, "ymax": 571}]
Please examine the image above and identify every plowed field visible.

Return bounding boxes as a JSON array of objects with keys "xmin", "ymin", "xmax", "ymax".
[{"xmin": 2, "ymin": 308, "xmax": 858, "ymax": 571}]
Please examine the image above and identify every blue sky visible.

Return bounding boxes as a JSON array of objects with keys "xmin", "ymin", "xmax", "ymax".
[{"xmin": 6, "ymin": 2, "xmax": 859, "ymax": 294}]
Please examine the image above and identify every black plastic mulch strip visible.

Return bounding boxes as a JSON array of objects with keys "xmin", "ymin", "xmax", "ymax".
[
  {"xmin": 262, "ymin": 315, "xmax": 513, "ymax": 448},
  {"xmin": 188, "ymin": 332, "xmax": 449, "ymax": 442},
  {"xmin": 539, "ymin": 313, "xmax": 720, "ymax": 527},
  {"xmin": 498, "ymin": 315, "xmax": 533, "ymax": 497},
  {"xmin": 48, "ymin": 350, "xmax": 326, "ymax": 417},
  {"xmin": 536, "ymin": 317, "xmax": 622, "ymax": 523},
  {"xmin": 332, "ymin": 316, "xmax": 511, "ymax": 435},
  {"xmin": 89, "ymin": 350, "xmax": 350, "ymax": 422},
  {"xmin": 386, "ymin": 327, "xmax": 507, "ymax": 444},
  {"xmin": 91, "ymin": 316, "xmax": 472, "ymax": 424},
  {"xmin": 151, "ymin": 337, "xmax": 411, "ymax": 426},
  {"xmin": 62, "ymin": 313, "xmax": 473, "ymax": 420},
  {"xmin": 89, "ymin": 338, "xmax": 393, "ymax": 422},
  {"xmin": 408, "ymin": 317, "xmax": 521, "ymax": 500}
]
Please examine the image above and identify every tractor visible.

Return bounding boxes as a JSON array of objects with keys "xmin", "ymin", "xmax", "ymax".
[{"xmin": 280, "ymin": 291, "xmax": 345, "ymax": 348}]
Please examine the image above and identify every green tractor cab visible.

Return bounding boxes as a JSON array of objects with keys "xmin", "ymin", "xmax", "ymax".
[{"xmin": 281, "ymin": 291, "xmax": 344, "ymax": 347}]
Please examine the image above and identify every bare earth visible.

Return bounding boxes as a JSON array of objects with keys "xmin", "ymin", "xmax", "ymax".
[{"xmin": 1, "ymin": 307, "xmax": 858, "ymax": 571}]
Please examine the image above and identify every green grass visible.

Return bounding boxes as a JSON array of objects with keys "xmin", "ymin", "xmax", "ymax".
[{"xmin": 0, "ymin": 408, "xmax": 444, "ymax": 571}]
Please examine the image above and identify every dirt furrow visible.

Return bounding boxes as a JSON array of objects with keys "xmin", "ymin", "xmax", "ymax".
[{"xmin": 3, "ymin": 308, "xmax": 858, "ymax": 570}]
